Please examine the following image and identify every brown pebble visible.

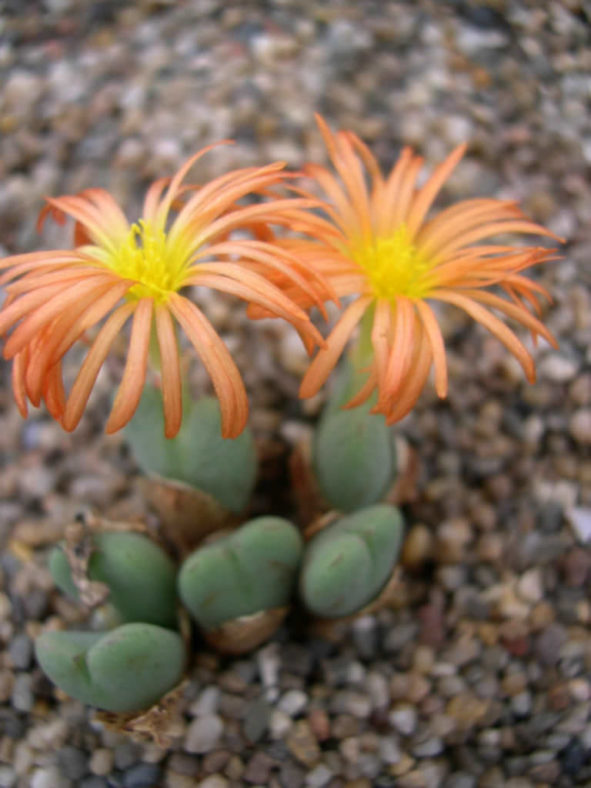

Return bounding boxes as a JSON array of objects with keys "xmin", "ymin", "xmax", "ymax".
[
  {"xmin": 401, "ymin": 523, "xmax": 434, "ymax": 569},
  {"xmin": 418, "ymin": 604, "xmax": 445, "ymax": 647},
  {"xmin": 547, "ymin": 683, "xmax": 571, "ymax": 711},
  {"xmin": 529, "ymin": 761, "xmax": 561, "ymax": 782},
  {"xmin": 529, "ymin": 601, "xmax": 556, "ymax": 630},
  {"xmin": 389, "ymin": 753, "xmax": 415, "ymax": 776},
  {"xmin": 405, "ymin": 673, "xmax": 431, "ymax": 704},
  {"xmin": 286, "ymin": 720, "xmax": 320, "ymax": 768},
  {"xmin": 308, "ymin": 708, "xmax": 331, "ymax": 742},
  {"xmin": 446, "ymin": 693, "xmax": 489, "ymax": 727},
  {"xmin": 332, "ymin": 714, "xmax": 359, "ymax": 739},
  {"xmin": 435, "ymin": 518, "xmax": 472, "ymax": 563},
  {"xmin": 202, "ymin": 751, "xmax": 231, "ymax": 775},
  {"xmin": 501, "ymin": 635, "xmax": 530, "ymax": 658},
  {"xmin": 501, "ymin": 673, "xmax": 527, "ymax": 697},
  {"xmin": 242, "ymin": 751, "xmax": 275, "ymax": 785},
  {"xmin": 561, "ymin": 548, "xmax": 591, "ymax": 587},
  {"xmin": 478, "ymin": 623, "xmax": 499, "ymax": 646}
]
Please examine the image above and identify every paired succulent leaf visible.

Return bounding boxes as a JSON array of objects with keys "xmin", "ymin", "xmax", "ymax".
[
  {"xmin": 35, "ymin": 623, "xmax": 185, "ymax": 713},
  {"xmin": 178, "ymin": 517, "xmax": 303, "ymax": 630},
  {"xmin": 299, "ymin": 504, "xmax": 405, "ymax": 618},
  {"xmin": 125, "ymin": 390, "xmax": 257, "ymax": 513},
  {"xmin": 312, "ymin": 362, "xmax": 397, "ymax": 512},
  {"xmin": 49, "ymin": 531, "xmax": 178, "ymax": 629}
]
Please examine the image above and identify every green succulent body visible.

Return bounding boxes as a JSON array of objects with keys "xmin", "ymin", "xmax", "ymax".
[
  {"xmin": 49, "ymin": 532, "xmax": 177, "ymax": 629},
  {"xmin": 299, "ymin": 504, "xmax": 404, "ymax": 618},
  {"xmin": 313, "ymin": 402, "xmax": 396, "ymax": 512},
  {"xmin": 125, "ymin": 391, "xmax": 257, "ymax": 513},
  {"xmin": 312, "ymin": 361, "xmax": 397, "ymax": 513},
  {"xmin": 35, "ymin": 623, "xmax": 185, "ymax": 712},
  {"xmin": 179, "ymin": 517, "xmax": 303, "ymax": 630}
]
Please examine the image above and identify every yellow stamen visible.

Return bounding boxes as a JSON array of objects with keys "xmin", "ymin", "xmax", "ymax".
[
  {"xmin": 109, "ymin": 220, "xmax": 188, "ymax": 302},
  {"xmin": 354, "ymin": 224, "xmax": 432, "ymax": 301}
]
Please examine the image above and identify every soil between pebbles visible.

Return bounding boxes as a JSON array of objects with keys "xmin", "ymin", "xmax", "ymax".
[{"xmin": 0, "ymin": 2, "xmax": 590, "ymax": 787}]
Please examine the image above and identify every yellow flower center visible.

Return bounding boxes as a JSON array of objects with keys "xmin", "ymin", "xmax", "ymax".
[
  {"xmin": 354, "ymin": 224, "xmax": 432, "ymax": 301},
  {"xmin": 109, "ymin": 220, "xmax": 189, "ymax": 302}
]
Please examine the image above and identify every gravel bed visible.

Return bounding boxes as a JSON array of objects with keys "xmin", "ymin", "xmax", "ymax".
[{"xmin": 1, "ymin": 2, "xmax": 590, "ymax": 787}]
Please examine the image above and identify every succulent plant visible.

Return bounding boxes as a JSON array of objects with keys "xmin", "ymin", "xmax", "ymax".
[
  {"xmin": 125, "ymin": 389, "xmax": 257, "ymax": 514},
  {"xmin": 178, "ymin": 517, "xmax": 303, "ymax": 631},
  {"xmin": 299, "ymin": 504, "xmax": 405, "ymax": 618},
  {"xmin": 49, "ymin": 531, "xmax": 177, "ymax": 629},
  {"xmin": 35, "ymin": 623, "xmax": 185, "ymax": 713},
  {"xmin": 312, "ymin": 362, "xmax": 397, "ymax": 513}
]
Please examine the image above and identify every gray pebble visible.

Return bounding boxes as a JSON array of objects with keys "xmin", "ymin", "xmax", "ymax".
[
  {"xmin": 305, "ymin": 764, "xmax": 334, "ymax": 787},
  {"xmin": 535, "ymin": 624, "xmax": 568, "ymax": 666},
  {"xmin": 444, "ymin": 773, "xmax": 477, "ymax": 788},
  {"xmin": 243, "ymin": 698, "xmax": 271, "ymax": 743},
  {"xmin": 11, "ymin": 673, "xmax": 33, "ymax": 712},
  {"xmin": 113, "ymin": 742, "xmax": 141, "ymax": 770},
  {"xmin": 80, "ymin": 779, "xmax": 109, "ymax": 788},
  {"xmin": 412, "ymin": 737, "xmax": 445, "ymax": 757},
  {"xmin": 8, "ymin": 633, "xmax": 33, "ymax": 670},
  {"xmin": 0, "ymin": 765, "xmax": 16, "ymax": 788},
  {"xmin": 57, "ymin": 746, "xmax": 88, "ymax": 781},
  {"xmin": 352, "ymin": 615, "xmax": 378, "ymax": 659},
  {"xmin": 122, "ymin": 763, "xmax": 162, "ymax": 787}
]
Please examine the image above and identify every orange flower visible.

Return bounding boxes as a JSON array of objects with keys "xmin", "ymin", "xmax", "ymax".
[
  {"xmin": 0, "ymin": 144, "xmax": 329, "ymax": 438},
  {"xmin": 277, "ymin": 116, "xmax": 561, "ymax": 423}
]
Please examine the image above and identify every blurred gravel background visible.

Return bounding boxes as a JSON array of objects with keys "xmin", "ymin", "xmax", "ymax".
[{"xmin": 0, "ymin": 1, "xmax": 590, "ymax": 787}]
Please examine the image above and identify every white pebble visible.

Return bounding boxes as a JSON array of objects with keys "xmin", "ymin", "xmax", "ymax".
[
  {"xmin": 30, "ymin": 767, "xmax": 70, "ymax": 788},
  {"xmin": 278, "ymin": 689, "xmax": 308, "ymax": 717},
  {"xmin": 539, "ymin": 354, "xmax": 579, "ymax": 383},
  {"xmin": 567, "ymin": 507, "xmax": 591, "ymax": 543},
  {"xmin": 305, "ymin": 763, "xmax": 334, "ymax": 787},
  {"xmin": 269, "ymin": 709, "xmax": 292, "ymax": 739},
  {"xmin": 389, "ymin": 704, "xmax": 418, "ymax": 735},
  {"xmin": 517, "ymin": 568, "xmax": 544, "ymax": 603},
  {"xmin": 189, "ymin": 686, "xmax": 220, "ymax": 717},
  {"xmin": 184, "ymin": 714, "xmax": 223, "ymax": 754}
]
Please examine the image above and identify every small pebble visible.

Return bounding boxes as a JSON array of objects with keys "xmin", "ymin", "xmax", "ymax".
[{"xmin": 185, "ymin": 715, "xmax": 224, "ymax": 754}]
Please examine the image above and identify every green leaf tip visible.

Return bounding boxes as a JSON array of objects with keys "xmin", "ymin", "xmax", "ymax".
[
  {"xmin": 178, "ymin": 516, "xmax": 303, "ymax": 630},
  {"xmin": 299, "ymin": 503, "xmax": 405, "ymax": 618},
  {"xmin": 49, "ymin": 531, "xmax": 178, "ymax": 629}
]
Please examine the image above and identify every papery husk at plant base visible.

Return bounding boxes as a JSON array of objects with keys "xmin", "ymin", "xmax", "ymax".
[
  {"xmin": 288, "ymin": 436, "xmax": 327, "ymax": 526},
  {"xmin": 139, "ymin": 474, "xmax": 240, "ymax": 557},
  {"xmin": 202, "ymin": 607, "xmax": 289, "ymax": 655},
  {"xmin": 308, "ymin": 567, "xmax": 406, "ymax": 642},
  {"xmin": 93, "ymin": 679, "xmax": 189, "ymax": 748}
]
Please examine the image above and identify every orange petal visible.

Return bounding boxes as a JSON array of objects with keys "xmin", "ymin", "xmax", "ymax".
[
  {"xmin": 105, "ymin": 299, "xmax": 153, "ymax": 434},
  {"xmin": 380, "ymin": 297, "xmax": 416, "ymax": 409},
  {"xmin": 415, "ymin": 300, "xmax": 448, "ymax": 397},
  {"xmin": 406, "ymin": 143, "xmax": 467, "ymax": 239},
  {"xmin": 11, "ymin": 350, "xmax": 28, "ymax": 417},
  {"xmin": 382, "ymin": 330, "xmax": 433, "ymax": 424},
  {"xmin": 299, "ymin": 296, "xmax": 372, "ymax": 399},
  {"xmin": 4, "ymin": 274, "xmax": 117, "ymax": 358},
  {"xmin": 155, "ymin": 305, "xmax": 183, "ymax": 439},
  {"xmin": 62, "ymin": 303, "xmax": 135, "ymax": 431},
  {"xmin": 43, "ymin": 363, "xmax": 66, "ymax": 421},
  {"xmin": 169, "ymin": 294, "xmax": 248, "ymax": 439},
  {"xmin": 435, "ymin": 289, "xmax": 536, "ymax": 382}
]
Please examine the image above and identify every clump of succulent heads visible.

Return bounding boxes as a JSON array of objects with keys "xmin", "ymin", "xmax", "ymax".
[{"xmin": 1, "ymin": 118, "xmax": 560, "ymax": 714}]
